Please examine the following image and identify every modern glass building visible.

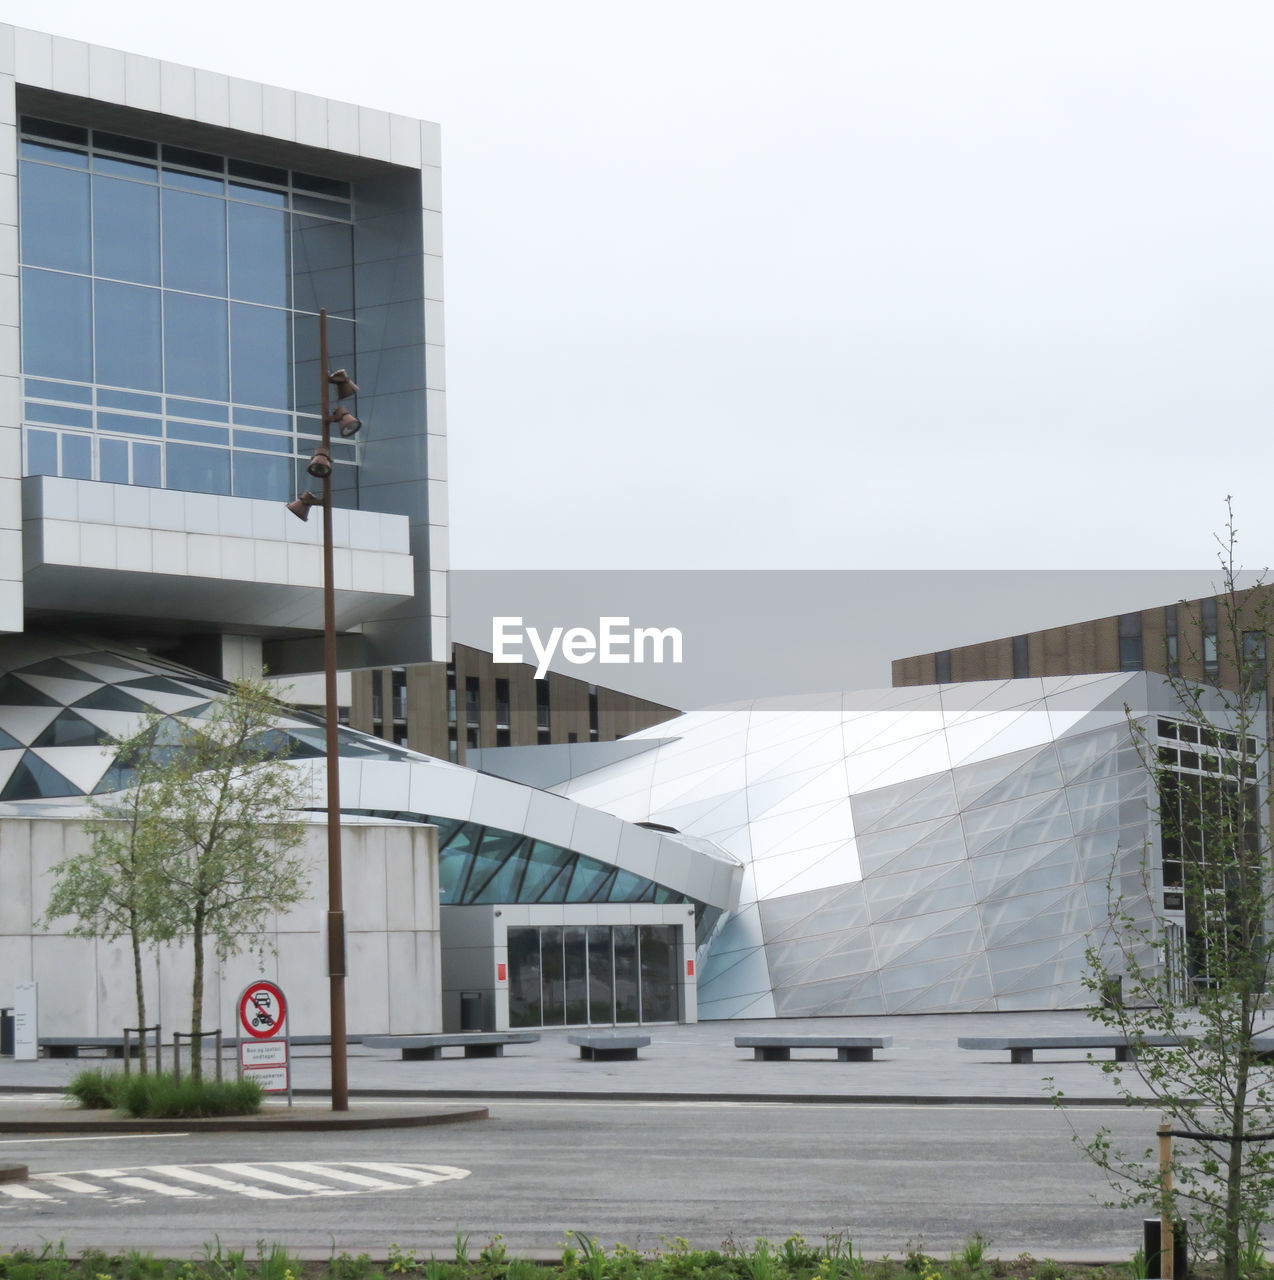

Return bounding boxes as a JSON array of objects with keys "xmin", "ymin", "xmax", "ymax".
[{"xmin": 2, "ymin": 24, "xmax": 447, "ymax": 674}]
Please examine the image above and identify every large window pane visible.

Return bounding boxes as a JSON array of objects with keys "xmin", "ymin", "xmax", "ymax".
[
  {"xmin": 162, "ymin": 189, "xmax": 227, "ymax": 296},
  {"xmin": 229, "ymin": 202, "xmax": 289, "ymax": 306},
  {"xmin": 294, "ymin": 313, "xmax": 356, "ymax": 415},
  {"xmin": 638, "ymin": 925, "xmax": 680, "ymax": 1023},
  {"xmin": 564, "ymin": 927, "xmax": 588, "ymax": 1025},
  {"xmin": 540, "ymin": 927, "xmax": 565, "ymax": 1026},
  {"xmin": 166, "ymin": 441, "xmax": 230, "ymax": 495},
  {"xmin": 507, "ymin": 928, "xmax": 542, "ymax": 1029},
  {"xmin": 95, "ymin": 281, "xmax": 161, "ymax": 390},
  {"xmin": 61, "ymin": 432, "xmax": 92, "ymax": 480},
  {"xmin": 587, "ymin": 926, "xmax": 614, "ymax": 1025},
  {"xmin": 232, "ymin": 451, "xmax": 290, "ymax": 501},
  {"xmin": 24, "ymin": 428, "xmax": 58, "ymax": 476},
  {"xmin": 20, "ymin": 163, "xmax": 90, "ymax": 272},
  {"xmin": 133, "ymin": 442, "xmax": 161, "ymax": 487},
  {"xmin": 292, "ymin": 215, "xmax": 353, "ymax": 314},
  {"xmin": 22, "ymin": 269, "xmax": 92, "ymax": 381},
  {"xmin": 93, "ymin": 175, "xmax": 159, "ymax": 284},
  {"xmin": 99, "ymin": 437, "xmax": 129, "ymax": 484},
  {"xmin": 613, "ymin": 926, "xmax": 640, "ymax": 1024},
  {"xmin": 231, "ymin": 303, "xmax": 290, "ymax": 408},
  {"xmin": 164, "ymin": 293, "xmax": 228, "ymax": 400}
]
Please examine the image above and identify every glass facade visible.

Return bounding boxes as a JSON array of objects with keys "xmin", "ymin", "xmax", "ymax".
[
  {"xmin": 508, "ymin": 923, "xmax": 683, "ymax": 1027},
  {"xmin": 18, "ymin": 116, "xmax": 359, "ymax": 502}
]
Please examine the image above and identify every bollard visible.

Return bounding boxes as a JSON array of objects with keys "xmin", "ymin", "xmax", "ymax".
[{"xmin": 1159, "ymin": 1122, "xmax": 1174, "ymax": 1279}]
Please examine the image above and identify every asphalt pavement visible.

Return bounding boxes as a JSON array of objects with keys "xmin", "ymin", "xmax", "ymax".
[{"xmin": 0, "ymin": 1010, "xmax": 1198, "ymax": 1260}]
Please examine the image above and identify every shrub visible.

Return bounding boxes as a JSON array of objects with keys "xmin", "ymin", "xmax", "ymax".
[
  {"xmin": 115, "ymin": 1072, "xmax": 263, "ymax": 1119},
  {"xmin": 66, "ymin": 1069, "xmax": 125, "ymax": 1110}
]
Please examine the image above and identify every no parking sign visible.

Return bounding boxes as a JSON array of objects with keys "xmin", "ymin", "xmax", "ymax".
[{"xmin": 236, "ymin": 980, "xmax": 291, "ymax": 1105}]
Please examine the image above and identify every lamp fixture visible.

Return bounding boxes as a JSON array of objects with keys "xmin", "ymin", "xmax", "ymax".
[
  {"xmin": 331, "ymin": 407, "xmax": 361, "ymax": 438},
  {"xmin": 286, "ymin": 490, "xmax": 322, "ymax": 521},
  {"xmin": 328, "ymin": 369, "xmax": 358, "ymax": 400},
  {"xmin": 306, "ymin": 447, "xmax": 333, "ymax": 479}
]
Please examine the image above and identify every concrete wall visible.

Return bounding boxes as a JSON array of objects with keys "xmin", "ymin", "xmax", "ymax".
[{"xmin": 2, "ymin": 815, "xmax": 441, "ymax": 1039}]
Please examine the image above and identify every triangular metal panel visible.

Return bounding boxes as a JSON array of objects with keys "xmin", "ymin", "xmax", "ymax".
[
  {"xmin": 28, "ymin": 745, "xmax": 117, "ymax": 794},
  {"xmin": 0, "ymin": 704, "xmax": 62, "ymax": 744}
]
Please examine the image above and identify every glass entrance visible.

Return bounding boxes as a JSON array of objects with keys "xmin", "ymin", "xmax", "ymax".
[{"xmin": 508, "ymin": 924, "xmax": 682, "ymax": 1027}]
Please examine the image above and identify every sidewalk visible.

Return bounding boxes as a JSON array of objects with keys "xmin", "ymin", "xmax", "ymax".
[{"xmin": 0, "ymin": 1009, "xmax": 1149, "ymax": 1122}]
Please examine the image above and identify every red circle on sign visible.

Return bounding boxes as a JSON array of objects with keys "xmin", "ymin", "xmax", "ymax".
[{"xmin": 239, "ymin": 981, "xmax": 286, "ymax": 1039}]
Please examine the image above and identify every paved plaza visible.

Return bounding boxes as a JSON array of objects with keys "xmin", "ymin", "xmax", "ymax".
[{"xmin": 0, "ymin": 1010, "xmax": 1154, "ymax": 1107}]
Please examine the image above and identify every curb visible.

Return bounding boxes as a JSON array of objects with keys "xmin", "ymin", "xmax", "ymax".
[{"xmin": 0, "ymin": 1104, "xmax": 488, "ymax": 1133}]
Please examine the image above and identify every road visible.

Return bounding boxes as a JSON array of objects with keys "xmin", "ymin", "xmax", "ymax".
[{"xmin": 0, "ymin": 1099, "xmax": 1156, "ymax": 1260}]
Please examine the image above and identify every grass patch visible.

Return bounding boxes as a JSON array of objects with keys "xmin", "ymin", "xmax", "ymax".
[
  {"xmin": 3, "ymin": 1231, "xmax": 1269, "ymax": 1280},
  {"xmin": 64, "ymin": 1070, "xmax": 263, "ymax": 1118}
]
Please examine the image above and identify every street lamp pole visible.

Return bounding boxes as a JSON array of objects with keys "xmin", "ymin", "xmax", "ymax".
[
  {"xmin": 318, "ymin": 308, "xmax": 349, "ymax": 1113},
  {"xmin": 286, "ymin": 307, "xmax": 362, "ymax": 1112}
]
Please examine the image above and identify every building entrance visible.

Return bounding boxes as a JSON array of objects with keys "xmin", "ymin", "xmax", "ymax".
[{"xmin": 507, "ymin": 924, "xmax": 681, "ymax": 1027}]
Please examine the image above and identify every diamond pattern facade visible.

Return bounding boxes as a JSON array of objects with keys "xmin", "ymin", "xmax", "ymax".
[{"xmin": 552, "ymin": 674, "xmax": 1161, "ymax": 1017}]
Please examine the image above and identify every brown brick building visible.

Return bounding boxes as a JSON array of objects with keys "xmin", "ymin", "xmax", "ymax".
[
  {"xmin": 347, "ymin": 642, "xmax": 680, "ymax": 764},
  {"xmin": 892, "ymin": 586, "xmax": 1271, "ymax": 695}
]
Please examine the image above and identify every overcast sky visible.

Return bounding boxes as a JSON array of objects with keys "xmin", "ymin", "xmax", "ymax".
[{"xmin": 8, "ymin": 2, "xmax": 1274, "ymax": 575}]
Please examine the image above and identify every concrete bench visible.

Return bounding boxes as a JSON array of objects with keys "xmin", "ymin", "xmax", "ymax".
[
  {"xmin": 959, "ymin": 1034, "xmax": 1274, "ymax": 1064},
  {"xmin": 959, "ymin": 1034, "xmax": 1187, "ymax": 1063},
  {"xmin": 568, "ymin": 1032, "xmax": 651, "ymax": 1061},
  {"xmin": 735, "ymin": 1035, "xmax": 893, "ymax": 1062},
  {"xmin": 362, "ymin": 1032, "xmax": 539, "ymax": 1060},
  {"xmin": 39, "ymin": 1037, "xmax": 127, "ymax": 1059}
]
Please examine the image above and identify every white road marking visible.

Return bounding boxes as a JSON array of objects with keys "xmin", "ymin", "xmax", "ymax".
[
  {"xmin": 210, "ymin": 1163, "xmax": 341, "ymax": 1194},
  {"xmin": 345, "ymin": 1161, "xmax": 470, "ymax": 1185},
  {"xmin": 4, "ymin": 1161, "xmax": 471, "ymax": 1204},
  {"xmin": 37, "ymin": 1174, "xmax": 108, "ymax": 1194},
  {"xmin": 154, "ymin": 1167, "xmax": 292, "ymax": 1200},
  {"xmin": 274, "ymin": 1162, "xmax": 399, "ymax": 1189},
  {"xmin": 0, "ymin": 1183, "xmax": 55, "ymax": 1200},
  {"xmin": 105, "ymin": 1175, "xmax": 199, "ymax": 1198}
]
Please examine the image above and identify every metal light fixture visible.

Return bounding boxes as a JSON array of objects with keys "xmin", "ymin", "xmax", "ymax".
[
  {"xmin": 306, "ymin": 447, "xmax": 333, "ymax": 479},
  {"xmin": 286, "ymin": 490, "xmax": 322, "ymax": 521},
  {"xmin": 331, "ymin": 407, "xmax": 361, "ymax": 438},
  {"xmin": 328, "ymin": 369, "xmax": 358, "ymax": 400}
]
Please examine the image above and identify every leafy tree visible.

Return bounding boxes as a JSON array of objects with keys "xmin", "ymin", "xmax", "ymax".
[
  {"xmin": 1065, "ymin": 505, "xmax": 1274, "ymax": 1280},
  {"xmin": 42, "ymin": 676, "xmax": 311, "ymax": 1081},
  {"xmin": 145, "ymin": 676, "xmax": 311, "ymax": 1079},
  {"xmin": 41, "ymin": 710, "xmax": 176, "ymax": 1072}
]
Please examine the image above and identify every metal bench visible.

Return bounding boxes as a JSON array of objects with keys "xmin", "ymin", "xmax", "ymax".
[
  {"xmin": 735, "ymin": 1034, "xmax": 892, "ymax": 1062},
  {"xmin": 362, "ymin": 1032, "xmax": 539, "ymax": 1060},
  {"xmin": 958, "ymin": 1034, "xmax": 1274, "ymax": 1063},
  {"xmin": 568, "ymin": 1032, "xmax": 651, "ymax": 1061}
]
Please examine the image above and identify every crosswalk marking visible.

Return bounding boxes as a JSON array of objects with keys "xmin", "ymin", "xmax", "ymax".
[
  {"xmin": 0, "ymin": 1183, "xmax": 54, "ymax": 1200},
  {"xmin": 38, "ymin": 1174, "xmax": 107, "ymax": 1194},
  {"xmin": 0, "ymin": 1161, "xmax": 471, "ymax": 1206},
  {"xmin": 153, "ymin": 1167, "xmax": 290, "ymax": 1200},
  {"xmin": 106, "ymin": 1175, "xmax": 198, "ymax": 1198},
  {"xmin": 273, "ymin": 1162, "xmax": 399, "ymax": 1190},
  {"xmin": 344, "ymin": 1161, "xmax": 468, "ymax": 1185},
  {"xmin": 210, "ymin": 1164, "xmax": 341, "ymax": 1194}
]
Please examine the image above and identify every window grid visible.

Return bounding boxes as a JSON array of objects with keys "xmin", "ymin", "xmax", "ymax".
[{"xmin": 18, "ymin": 115, "xmax": 358, "ymax": 502}]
